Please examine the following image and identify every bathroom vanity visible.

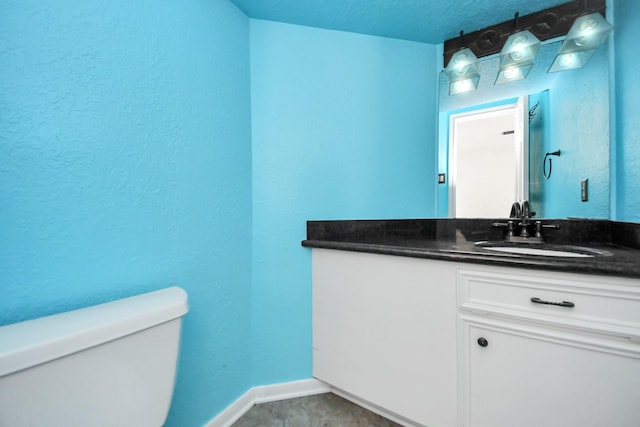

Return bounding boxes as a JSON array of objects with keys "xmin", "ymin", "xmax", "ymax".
[{"xmin": 303, "ymin": 219, "xmax": 640, "ymax": 427}]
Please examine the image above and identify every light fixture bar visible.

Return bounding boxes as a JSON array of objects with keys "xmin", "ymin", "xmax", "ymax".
[{"xmin": 443, "ymin": 0, "xmax": 606, "ymax": 68}]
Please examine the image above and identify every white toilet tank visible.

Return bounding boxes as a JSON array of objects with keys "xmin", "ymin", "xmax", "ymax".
[{"xmin": 0, "ymin": 286, "xmax": 189, "ymax": 427}]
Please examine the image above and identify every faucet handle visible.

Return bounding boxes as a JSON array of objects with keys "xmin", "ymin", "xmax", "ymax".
[
  {"xmin": 534, "ymin": 221, "xmax": 560, "ymax": 238},
  {"xmin": 492, "ymin": 220, "xmax": 516, "ymax": 237},
  {"xmin": 534, "ymin": 221, "xmax": 543, "ymax": 238}
]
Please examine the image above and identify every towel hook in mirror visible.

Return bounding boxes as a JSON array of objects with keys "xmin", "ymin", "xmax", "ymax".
[{"xmin": 543, "ymin": 150, "xmax": 561, "ymax": 179}]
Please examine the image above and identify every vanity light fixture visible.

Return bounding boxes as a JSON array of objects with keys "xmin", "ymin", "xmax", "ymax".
[
  {"xmin": 495, "ymin": 13, "xmax": 541, "ymax": 85},
  {"xmin": 444, "ymin": 31, "xmax": 481, "ymax": 95},
  {"xmin": 442, "ymin": 0, "xmax": 608, "ymax": 94},
  {"xmin": 548, "ymin": 8, "xmax": 612, "ymax": 73}
]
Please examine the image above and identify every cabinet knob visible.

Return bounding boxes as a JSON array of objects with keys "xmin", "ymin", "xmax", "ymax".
[{"xmin": 477, "ymin": 337, "xmax": 488, "ymax": 347}]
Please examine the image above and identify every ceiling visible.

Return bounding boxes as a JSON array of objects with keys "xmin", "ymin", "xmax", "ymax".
[{"xmin": 229, "ymin": 0, "xmax": 573, "ymax": 44}]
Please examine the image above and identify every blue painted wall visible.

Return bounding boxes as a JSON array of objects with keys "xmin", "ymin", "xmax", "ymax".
[
  {"xmin": 0, "ymin": 1, "xmax": 253, "ymax": 426},
  {"xmin": 614, "ymin": 0, "xmax": 640, "ymax": 222},
  {"xmin": 249, "ymin": 20, "xmax": 438, "ymax": 386}
]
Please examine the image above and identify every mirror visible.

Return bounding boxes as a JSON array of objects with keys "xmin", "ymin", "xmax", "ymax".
[{"xmin": 437, "ymin": 40, "xmax": 611, "ymax": 219}]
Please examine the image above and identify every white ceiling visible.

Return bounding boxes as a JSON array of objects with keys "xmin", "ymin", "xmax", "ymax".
[{"xmin": 229, "ymin": 0, "xmax": 573, "ymax": 44}]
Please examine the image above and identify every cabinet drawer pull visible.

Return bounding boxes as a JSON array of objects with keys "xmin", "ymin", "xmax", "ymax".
[{"xmin": 531, "ymin": 297, "xmax": 575, "ymax": 308}]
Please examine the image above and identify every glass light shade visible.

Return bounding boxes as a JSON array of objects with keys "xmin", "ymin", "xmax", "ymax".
[
  {"xmin": 449, "ymin": 75, "xmax": 480, "ymax": 95},
  {"xmin": 499, "ymin": 30, "xmax": 541, "ymax": 68},
  {"xmin": 549, "ymin": 12, "xmax": 612, "ymax": 73},
  {"xmin": 495, "ymin": 64, "xmax": 533, "ymax": 85},
  {"xmin": 495, "ymin": 30, "xmax": 540, "ymax": 85},
  {"xmin": 549, "ymin": 50, "xmax": 596, "ymax": 72},
  {"xmin": 444, "ymin": 48, "xmax": 480, "ymax": 95}
]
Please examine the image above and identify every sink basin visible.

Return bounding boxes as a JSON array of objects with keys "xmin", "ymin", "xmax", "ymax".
[
  {"xmin": 482, "ymin": 246, "xmax": 593, "ymax": 257},
  {"xmin": 475, "ymin": 241, "xmax": 612, "ymax": 258}
]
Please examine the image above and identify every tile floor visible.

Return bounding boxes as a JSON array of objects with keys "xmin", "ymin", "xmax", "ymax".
[{"xmin": 230, "ymin": 392, "xmax": 404, "ymax": 427}]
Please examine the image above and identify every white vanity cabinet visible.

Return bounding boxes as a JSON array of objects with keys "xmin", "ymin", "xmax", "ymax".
[
  {"xmin": 312, "ymin": 249, "xmax": 458, "ymax": 427},
  {"xmin": 458, "ymin": 268, "xmax": 640, "ymax": 427},
  {"xmin": 311, "ymin": 248, "xmax": 640, "ymax": 427}
]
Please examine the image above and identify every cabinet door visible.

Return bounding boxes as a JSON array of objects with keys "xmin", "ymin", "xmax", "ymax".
[
  {"xmin": 312, "ymin": 249, "xmax": 458, "ymax": 427},
  {"xmin": 461, "ymin": 316, "xmax": 640, "ymax": 427}
]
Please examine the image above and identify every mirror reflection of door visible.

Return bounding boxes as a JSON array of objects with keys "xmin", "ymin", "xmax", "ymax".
[{"xmin": 449, "ymin": 97, "xmax": 528, "ymax": 218}]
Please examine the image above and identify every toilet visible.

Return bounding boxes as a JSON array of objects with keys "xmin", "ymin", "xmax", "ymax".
[{"xmin": 0, "ymin": 286, "xmax": 189, "ymax": 427}]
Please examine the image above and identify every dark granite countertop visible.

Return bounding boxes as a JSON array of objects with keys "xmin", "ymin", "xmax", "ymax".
[{"xmin": 301, "ymin": 219, "xmax": 640, "ymax": 279}]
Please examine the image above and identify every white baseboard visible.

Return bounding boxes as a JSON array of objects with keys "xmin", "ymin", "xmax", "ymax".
[
  {"xmin": 330, "ymin": 387, "xmax": 421, "ymax": 427},
  {"xmin": 203, "ymin": 389, "xmax": 255, "ymax": 427},
  {"xmin": 252, "ymin": 378, "xmax": 331, "ymax": 404},
  {"xmin": 204, "ymin": 378, "xmax": 331, "ymax": 427},
  {"xmin": 203, "ymin": 378, "xmax": 418, "ymax": 427}
]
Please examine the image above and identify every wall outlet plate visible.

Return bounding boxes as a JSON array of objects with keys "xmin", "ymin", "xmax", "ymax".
[{"xmin": 438, "ymin": 173, "xmax": 446, "ymax": 184}]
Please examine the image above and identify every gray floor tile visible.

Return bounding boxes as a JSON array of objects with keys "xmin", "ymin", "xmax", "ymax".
[{"xmin": 231, "ymin": 393, "xmax": 404, "ymax": 427}]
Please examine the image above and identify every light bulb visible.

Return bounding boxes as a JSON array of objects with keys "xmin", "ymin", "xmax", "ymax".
[
  {"xmin": 454, "ymin": 52, "xmax": 469, "ymax": 64},
  {"xmin": 558, "ymin": 53, "xmax": 575, "ymax": 68},
  {"xmin": 513, "ymin": 35, "xmax": 528, "ymax": 46},
  {"xmin": 578, "ymin": 17, "xmax": 599, "ymax": 33},
  {"xmin": 452, "ymin": 80, "xmax": 473, "ymax": 93},
  {"xmin": 503, "ymin": 68, "xmax": 520, "ymax": 80},
  {"xmin": 455, "ymin": 64, "xmax": 471, "ymax": 76},
  {"xmin": 510, "ymin": 50, "xmax": 524, "ymax": 61}
]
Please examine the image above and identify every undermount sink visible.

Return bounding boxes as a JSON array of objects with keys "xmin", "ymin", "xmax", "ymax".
[
  {"xmin": 474, "ymin": 241, "xmax": 612, "ymax": 258},
  {"xmin": 482, "ymin": 246, "xmax": 593, "ymax": 257}
]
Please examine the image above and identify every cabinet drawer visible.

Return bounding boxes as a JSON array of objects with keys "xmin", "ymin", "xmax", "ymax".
[{"xmin": 458, "ymin": 269, "xmax": 640, "ymax": 338}]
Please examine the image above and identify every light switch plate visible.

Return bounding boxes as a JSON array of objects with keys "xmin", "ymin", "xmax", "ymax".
[{"xmin": 581, "ymin": 179, "xmax": 589, "ymax": 202}]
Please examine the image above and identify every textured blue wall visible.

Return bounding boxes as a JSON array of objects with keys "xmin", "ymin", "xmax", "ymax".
[
  {"xmin": 0, "ymin": 1, "xmax": 253, "ymax": 426},
  {"xmin": 614, "ymin": 0, "xmax": 640, "ymax": 222},
  {"xmin": 543, "ymin": 46, "xmax": 610, "ymax": 219},
  {"xmin": 249, "ymin": 20, "xmax": 438, "ymax": 386}
]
